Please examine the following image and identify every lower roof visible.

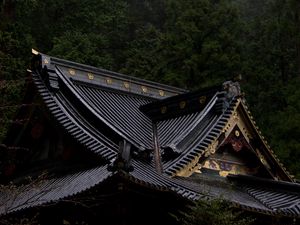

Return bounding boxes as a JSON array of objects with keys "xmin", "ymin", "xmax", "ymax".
[{"xmin": 1, "ymin": 162, "xmax": 299, "ymax": 218}]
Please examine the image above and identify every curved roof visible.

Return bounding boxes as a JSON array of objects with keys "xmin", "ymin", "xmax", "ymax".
[{"xmin": 6, "ymin": 49, "xmax": 296, "ymax": 218}]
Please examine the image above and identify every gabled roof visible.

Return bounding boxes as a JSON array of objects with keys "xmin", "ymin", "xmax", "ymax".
[{"xmin": 1, "ymin": 49, "xmax": 299, "ymax": 218}]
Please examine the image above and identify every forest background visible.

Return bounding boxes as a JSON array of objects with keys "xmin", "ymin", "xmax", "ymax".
[{"xmin": 0, "ymin": 0, "xmax": 299, "ymax": 178}]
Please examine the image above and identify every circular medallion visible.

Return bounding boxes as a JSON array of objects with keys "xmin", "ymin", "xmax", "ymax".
[
  {"xmin": 199, "ymin": 96, "xmax": 206, "ymax": 104},
  {"xmin": 235, "ymin": 130, "xmax": 240, "ymax": 137},
  {"xmin": 69, "ymin": 69, "xmax": 76, "ymax": 76}
]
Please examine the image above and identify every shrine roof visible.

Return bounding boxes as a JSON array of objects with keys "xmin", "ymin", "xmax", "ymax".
[
  {"xmin": 1, "ymin": 49, "xmax": 296, "ymax": 218},
  {"xmin": 28, "ymin": 50, "xmax": 294, "ymax": 179}
]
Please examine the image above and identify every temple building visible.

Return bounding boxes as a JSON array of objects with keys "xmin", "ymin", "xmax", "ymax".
[{"xmin": 0, "ymin": 49, "xmax": 299, "ymax": 224}]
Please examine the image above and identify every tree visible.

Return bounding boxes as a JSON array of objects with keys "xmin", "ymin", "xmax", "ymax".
[
  {"xmin": 175, "ymin": 199, "xmax": 254, "ymax": 225},
  {"xmin": 123, "ymin": 0, "xmax": 243, "ymax": 89},
  {"xmin": 237, "ymin": 0, "xmax": 300, "ymax": 178}
]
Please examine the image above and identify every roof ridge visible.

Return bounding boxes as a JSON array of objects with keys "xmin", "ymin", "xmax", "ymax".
[{"xmin": 33, "ymin": 49, "xmax": 186, "ymax": 98}]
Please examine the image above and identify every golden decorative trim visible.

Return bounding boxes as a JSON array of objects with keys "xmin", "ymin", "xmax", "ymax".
[
  {"xmin": 221, "ymin": 101, "xmax": 241, "ymax": 135},
  {"xmin": 123, "ymin": 82, "xmax": 130, "ymax": 89},
  {"xmin": 199, "ymin": 96, "xmax": 206, "ymax": 104},
  {"xmin": 176, "ymin": 156, "xmax": 201, "ymax": 177},
  {"xmin": 222, "ymin": 106, "xmax": 253, "ymax": 143},
  {"xmin": 161, "ymin": 106, "xmax": 167, "ymax": 114},
  {"xmin": 257, "ymin": 150, "xmax": 271, "ymax": 169},
  {"xmin": 179, "ymin": 101, "xmax": 186, "ymax": 109},
  {"xmin": 32, "ymin": 49, "xmax": 39, "ymax": 55},
  {"xmin": 69, "ymin": 69, "xmax": 76, "ymax": 76},
  {"xmin": 233, "ymin": 111, "xmax": 239, "ymax": 121},
  {"xmin": 106, "ymin": 78, "xmax": 112, "ymax": 84},
  {"xmin": 204, "ymin": 140, "xmax": 219, "ymax": 157},
  {"xmin": 87, "ymin": 72, "xmax": 94, "ymax": 80},
  {"xmin": 177, "ymin": 139, "xmax": 219, "ymax": 177},
  {"xmin": 159, "ymin": 90, "xmax": 165, "ymax": 97},
  {"xmin": 141, "ymin": 86, "xmax": 148, "ymax": 93},
  {"xmin": 219, "ymin": 171, "xmax": 229, "ymax": 177}
]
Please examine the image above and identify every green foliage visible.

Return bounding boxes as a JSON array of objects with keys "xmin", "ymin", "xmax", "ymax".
[
  {"xmin": 50, "ymin": 31, "xmax": 114, "ymax": 68},
  {"xmin": 175, "ymin": 199, "xmax": 254, "ymax": 225},
  {"xmin": 123, "ymin": 0, "xmax": 242, "ymax": 89},
  {"xmin": 0, "ymin": 26, "xmax": 34, "ymax": 141},
  {"xmin": 237, "ymin": 0, "xmax": 300, "ymax": 178}
]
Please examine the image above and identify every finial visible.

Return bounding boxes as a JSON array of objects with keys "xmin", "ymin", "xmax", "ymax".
[
  {"xmin": 32, "ymin": 48, "xmax": 39, "ymax": 55},
  {"xmin": 108, "ymin": 140, "xmax": 133, "ymax": 172}
]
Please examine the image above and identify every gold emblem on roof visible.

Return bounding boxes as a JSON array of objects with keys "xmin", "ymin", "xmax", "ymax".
[
  {"xmin": 69, "ymin": 69, "xmax": 76, "ymax": 76},
  {"xmin": 141, "ymin": 86, "xmax": 148, "ymax": 93},
  {"xmin": 161, "ymin": 106, "xmax": 167, "ymax": 114},
  {"xmin": 159, "ymin": 90, "xmax": 165, "ymax": 97},
  {"xmin": 199, "ymin": 96, "xmax": 206, "ymax": 104},
  {"xmin": 179, "ymin": 101, "xmax": 186, "ymax": 109},
  {"xmin": 87, "ymin": 73, "xmax": 94, "ymax": 80},
  {"xmin": 123, "ymin": 82, "xmax": 130, "ymax": 89},
  {"xmin": 106, "ymin": 78, "xmax": 112, "ymax": 84}
]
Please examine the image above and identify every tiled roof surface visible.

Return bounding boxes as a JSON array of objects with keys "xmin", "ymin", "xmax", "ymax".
[
  {"xmin": 32, "ymin": 72, "xmax": 118, "ymax": 161},
  {"xmin": 162, "ymin": 97, "xmax": 237, "ymax": 176},
  {"xmin": 2, "ymin": 164, "xmax": 299, "ymax": 217},
  {"xmin": 244, "ymin": 184, "xmax": 300, "ymax": 216},
  {"xmin": 74, "ymin": 83, "xmax": 154, "ymax": 149},
  {"xmin": 0, "ymin": 166, "xmax": 111, "ymax": 216}
]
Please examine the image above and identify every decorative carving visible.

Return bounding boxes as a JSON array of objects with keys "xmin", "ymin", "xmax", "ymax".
[
  {"xmin": 176, "ymin": 140, "xmax": 219, "ymax": 177},
  {"xmin": 223, "ymin": 80, "xmax": 241, "ymax": 99},
  {"xmin": 233, "ymin": 111, "xmax": 239, "ymax": 121},
  {"xmin": 44, "ymin": 59, "xmax": 49, "ymax": 64},
  {"xmin": 204, "ymin": 140, "xmax": 219, "ymax": 157},
  {"xmin": 202, "ymin": 149, "xmax": 260, "ymax": 177},
  {"xmin": 176, "ymin": 156, "xmax": 201, "ymax": 177},
  {"xmin": 222, "ymin": 126, "xmax": 250, "ymax": 152}
]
